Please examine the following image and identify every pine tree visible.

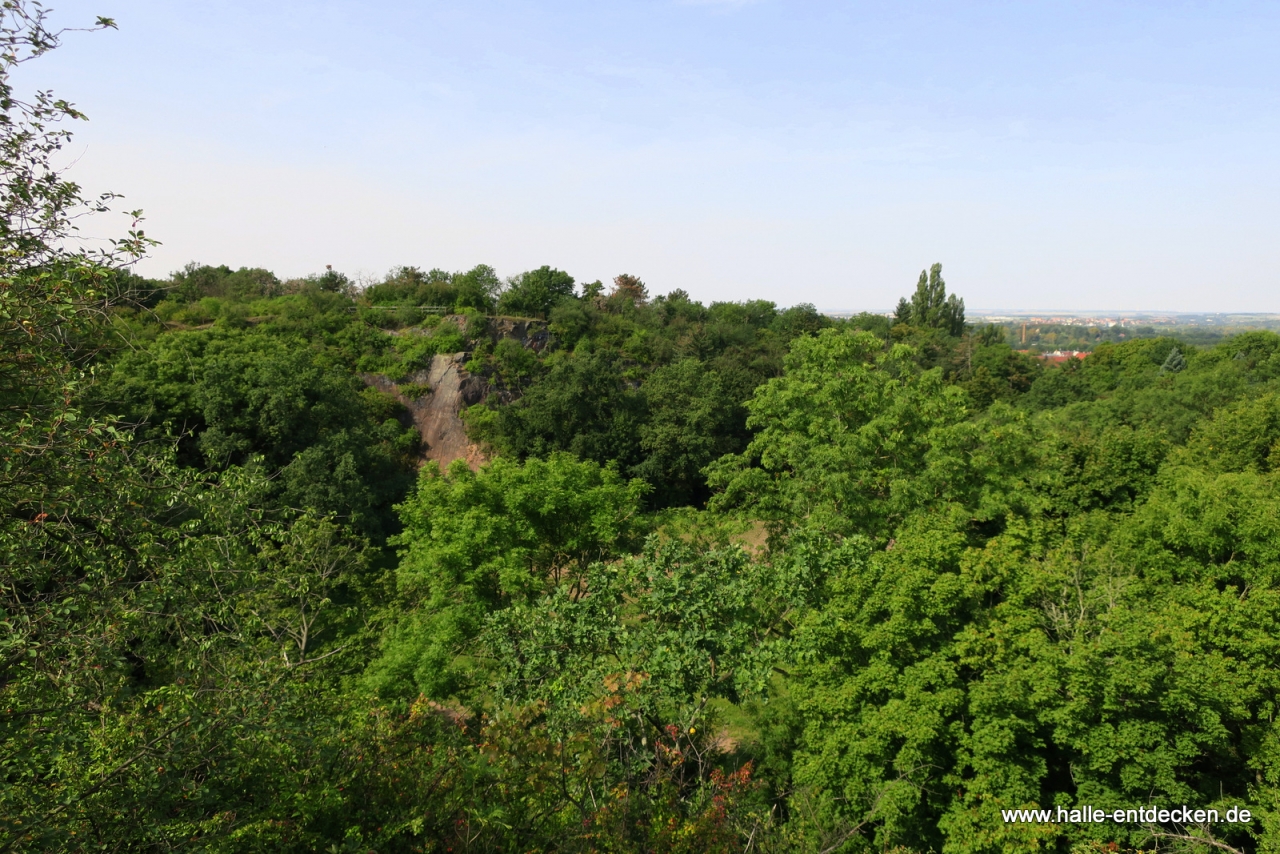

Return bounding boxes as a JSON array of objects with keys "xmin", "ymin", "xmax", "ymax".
[{"xmin": 1160, "ymin": 346, "xmax": 1186, "ymax": 374}]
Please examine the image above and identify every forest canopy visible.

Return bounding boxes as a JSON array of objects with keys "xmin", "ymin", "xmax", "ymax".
[{"xmin": 5, "ymin": 6, "xmax": 1280, "ymax": 854}]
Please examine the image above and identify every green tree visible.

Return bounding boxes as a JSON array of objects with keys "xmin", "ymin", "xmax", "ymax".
[
  {"xmin": 958, "ymin": 341, "xmax": 1041, "ymax": 408},
  {"xmin": 1180, "ymin": 392, "xmax": 1280, "ymax": 474},
  {"xmin": 786, "ymin": 470, "xmax": 1280, "ymax": 854},
  {"xmin": 894, "ymin": 263, "xmax": 965, "ymax": 336},
  {"xmin": 1160, "ymin": 345, "xmax": 1187, "ymax": 374},
  {"xmin": 453, "ymin": 263, "xmax": 502, "ymax": 312},
  {"xmin": 366, "ymin": 454, "xmax": 648, "ymax": 700},
  {"xmin": 100, "ymin": 329, "xmax": 419, "ymax": 540},
  {"xmin": 362, "ymin": 265, "xmax": 457, "ymax": 323},
  {"xmin": 1022, "ymin": 355, "xmax": 1094, "ymax": 410},
  {"xmin": 497, "ymin": 264, "xmax": 575, "ymax": 318},
  {"xmin": 476, "ymin": 540, "xmax": 795, "ymax": 846},
  {"xmin": 707, "ymin": 328, "xmax": 977, "ymax": 538},
  {"xmin": 0, "ymin": 12, "xmax": 378, "ymax": 849},
  {"xmin": 170, "ymin": 262, "xmax": 281, "ymax": 301},
  {"xmin": 633, "ymin": 357, "xmax": 751, "ymax": 507},
  {"xmin": 492, "ymin": 348, "xmax": 648, "ymax": 471}
]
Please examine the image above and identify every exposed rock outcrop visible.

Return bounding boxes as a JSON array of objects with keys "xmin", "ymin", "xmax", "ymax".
[
  {"xmin": 484, "ymin": 316, "xmax": 552, "ymax": 352},
  {"xmin": 363, "ymin": 317, "xmax": 551, "ymax": 471},
  {"xmin": 364, "ymin": 353, "xmax": 489, "ymax": 471}
]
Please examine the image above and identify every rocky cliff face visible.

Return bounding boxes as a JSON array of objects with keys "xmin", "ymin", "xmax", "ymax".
[
  {"xmin": 364, "ymin": 316, "xmax": 549, "ymax": 470},
  {"xmin": 364, "ymin": 354, "xmax": 489, "ymax": 470},
  {"xmin": 483, "ymin": 316, "xmax": 552, "ymax": 352}
]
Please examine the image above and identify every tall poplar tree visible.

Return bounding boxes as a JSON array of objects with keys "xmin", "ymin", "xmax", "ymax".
[{"xmin": 894, "ymin": 262, "xmax": 966, "ymax": 336}]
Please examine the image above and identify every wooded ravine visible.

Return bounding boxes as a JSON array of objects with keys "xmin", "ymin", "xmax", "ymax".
[{"xmin": 5, "ymin": 6, "xmax": 1280, "ymax": 853}]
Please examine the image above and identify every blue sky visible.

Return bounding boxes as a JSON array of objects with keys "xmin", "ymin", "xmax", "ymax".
[{"xmin": 27, "ymin": 0, "xmax": 1280, "ymax": 310}]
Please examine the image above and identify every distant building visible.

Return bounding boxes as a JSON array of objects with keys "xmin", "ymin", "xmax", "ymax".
[{"xmin": 1039, "ymin": 350, "xmax": 1089, "ymax": 363}]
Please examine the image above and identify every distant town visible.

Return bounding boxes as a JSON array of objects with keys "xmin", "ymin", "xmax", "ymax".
[
  {"xmin": 821, "ymin": 310, "xmax": 1280, "ymax": 353},
  {"xmin": 825, "ymin": 310, "xmax": 1280, "ymax": 326},
  {"xmin": 968, "ymin": 311, "xmax": 1280, "ymax": 328}
]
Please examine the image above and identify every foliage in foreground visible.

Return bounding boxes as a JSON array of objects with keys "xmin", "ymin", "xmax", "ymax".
[{"xmin": 12, "ymin": 4, "xmax": 1280, "ymax": 852}]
